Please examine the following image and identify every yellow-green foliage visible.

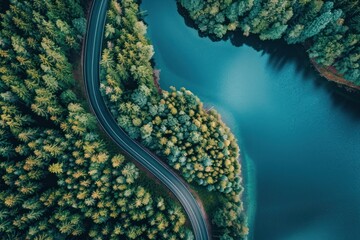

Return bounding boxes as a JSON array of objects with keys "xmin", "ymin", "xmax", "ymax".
[
  {"xmin": 117, "ymin": 86, "xmax": 243, "ymax": 194},
  {"xmin": 179, "ymin": 0, "xmax": 360, "ymax": 84},
  {"xmin": 0, "ymin": 0, "xmax": 192, "ymax": 239},
  {"xmin": 100, "ymin": 0, "xmax": 248, "ymax": 239},
  {"xmin": 102, "ymin": 0, "xmax": 243, "ymax": 196},
  {"xmin": 100, "ymin": 0, "xmax": 155, "ymax": 107}
]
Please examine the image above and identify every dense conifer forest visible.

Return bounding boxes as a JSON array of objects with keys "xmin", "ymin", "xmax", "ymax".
[
  {"xmin": 3, "ymin": 0, "xmax": 357, "ymax": 239},
  {"xmin": 0, "ymin": 0, "xmax": 194, "ymax": 239},
  {"xmin": 100, "ymin": 0, "xmax": 248, "ymax": 239},
  {"xmin": 178, "ymin": 0, "xmax": 360, "ymax": 85}
]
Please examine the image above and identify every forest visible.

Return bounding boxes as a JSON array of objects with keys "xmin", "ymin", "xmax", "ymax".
[
  {"xmin": 178, "ymin": 0, "xmax": 360, "ymax": 86},
  {"xmin": 0, "ymin": 0, "xmax": 195, "ymax": 239},
  {"xmin": 100, "ymin": 0, "xmax": 248, "ymax": 239}
]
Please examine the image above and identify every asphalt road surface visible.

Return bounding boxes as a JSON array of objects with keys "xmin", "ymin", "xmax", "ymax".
[{"xmin": 83, "ymin": 0, "xmax": 210, "ymax": 239}]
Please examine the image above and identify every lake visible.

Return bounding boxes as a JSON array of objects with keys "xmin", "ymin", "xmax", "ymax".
[{"xmin": 141, "ymin": 0, "xmax": 360, "ymax": 239}]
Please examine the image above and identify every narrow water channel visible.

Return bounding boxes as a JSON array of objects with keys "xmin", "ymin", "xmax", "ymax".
[{"xmin": 142, "ymin": 1, "xmax": 360, "ymax": 239}]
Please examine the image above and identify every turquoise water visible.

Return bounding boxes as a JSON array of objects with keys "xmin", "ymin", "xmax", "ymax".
[{"xmin": 142, "ymin": 1, "xmax": 360, "ymax": 239}]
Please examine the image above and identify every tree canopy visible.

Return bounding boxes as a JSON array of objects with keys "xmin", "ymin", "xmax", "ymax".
[
  {"xmin": 178, "ymin": 0, "xmax": 360, "ymax": 84},
  {"xmin": 100, "ymin": 0, "xmax": 248, "ymax": 239},
  {"xmin": 0, "ymin": 0, "xmax": 193, "ymax": 239}
]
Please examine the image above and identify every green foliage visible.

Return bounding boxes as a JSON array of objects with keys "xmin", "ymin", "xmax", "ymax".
[
  {"xmin": 308, "ymin": 22, "xmax": 347, "ymax": 65},
  {"xmin": 294, "ymin": 9, "xmax": 342, "ymax": 43},
  {"xmin": 0, "ymin": 0, "xmax": 192, "ymax": 239},
  {"xmin": 242, "ymin": 0, "xmax": 294, "ymax": 40},
  {"xmin": 103, "ymin": 0, "xmax": 244, "ymax": 195},
  {"xmin": 100, "ymin": 0, "xmax": 248, "ymax": 239},
  {"xmin": 178, "ymin": 0, "xmax": 342, "ymax": 41},
  {"xmin": 178, "ymin": 0, "xmax": 359, "ymax": 84},
  {"xmin": 334, "ymin": 0, "xmax": 360, "ymax": 32},
  {"xmin": 213, "ymin": 201, "xmax": 249, "ymax": 240}
]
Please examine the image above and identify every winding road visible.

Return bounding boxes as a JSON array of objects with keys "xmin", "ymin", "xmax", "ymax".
[{"xmin": 83, "ymin": 0, "xmax": 210, "ymax": 239}]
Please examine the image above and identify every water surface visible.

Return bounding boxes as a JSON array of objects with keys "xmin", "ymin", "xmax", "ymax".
[{"xmin": 142, "ymin": 1, "xmax": 360, "ymax": 239}]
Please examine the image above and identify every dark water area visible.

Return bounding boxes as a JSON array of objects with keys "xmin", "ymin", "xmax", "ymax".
[
  {"xmin": 0, "ymin": 0, "xmax": 10, "ymax": 14},
  {"xmin": 141, "ymin": 1, "xmax": 360, "ymax": 239}
]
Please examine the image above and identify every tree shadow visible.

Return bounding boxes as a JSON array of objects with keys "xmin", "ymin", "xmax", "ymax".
[
  {"xmin": 176, "ymin": 2, "xmax": 360, "ymax": 120},
  {"xmin": 176, "ymin": 3, "xmax": 317, "ymax": 82},
  {"xmin": 230, "ymin": 31, "xmax": 360, "ymax": 120},
  {"xmin": 230, "ymin": 30, "xmax": 314, "ymax": 78}
]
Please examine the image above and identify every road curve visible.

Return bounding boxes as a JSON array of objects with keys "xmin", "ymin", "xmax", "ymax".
[{"xmin": 83, "ymin": 0, "xmax": 210, "ymax": 239}]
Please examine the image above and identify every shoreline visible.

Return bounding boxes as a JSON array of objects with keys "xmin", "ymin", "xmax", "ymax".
[
  {"xmin": 310, "ymin": 59, "xmax": 360, "ymax": 92},
  {"xmin": 177, "ymin": 2, "xmax": 360, "ymax": 95},
  {"xmin": 241, "ymin": 150, "xmax": 257, "ymax": 240},
  {"xmin": 203, "ymin": 102, "xmax": 255, "ymax": 239}
]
